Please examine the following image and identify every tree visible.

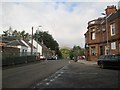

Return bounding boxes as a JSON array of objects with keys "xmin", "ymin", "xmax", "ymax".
[
  {"xmin": 2, "ymin": 31, "xmax": 9, "ymax": 36},
  {"xmin": 2, "ymin": 27, "xmax": 13, "ymax": 36},
  {"xmin": 60, "ymin": 48, "xmax": 71, "ymax": 59},
  {"xmin": 69, "ymin": 45, "xmax": 85, "ymax": 60},
  {"xmin": 34, "ymin": 31, "xmax": 61, "ymax": 58},
  {"xmin": 12, "ymin": 30, "xmax": 17, "ymax": 37},
  {"xmin": 2, "ymin": 28, "xmax": 30, "ymax": 40}
]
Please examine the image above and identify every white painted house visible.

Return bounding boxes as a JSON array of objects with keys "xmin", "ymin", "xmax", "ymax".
[
  {"xmin": 29, "ymin": 39, "xmax": 42, "ymax": 55},
  {"xmin": 21, "ymin": 40, "xmax": 37, "ymax": 55}
]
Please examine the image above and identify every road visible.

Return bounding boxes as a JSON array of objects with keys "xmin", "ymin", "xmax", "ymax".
[
  {"xmin": 2, "ymin": 60, "xmax": 120, "ymax": 89},
  {"xmin": 31, "ymin": 60, "xmax": 119, "ymax": 89},
  {"xmin": 2, "ymin": 60, "xmax": 68, "ymax": 88}
]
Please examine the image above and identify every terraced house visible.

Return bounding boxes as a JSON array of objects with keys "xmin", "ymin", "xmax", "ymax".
[{"xmin": 84, "ymin": 5, "xmax": 120, "ymax": 61}]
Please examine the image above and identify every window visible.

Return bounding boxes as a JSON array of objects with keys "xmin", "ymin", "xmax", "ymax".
[
  {"xmin": 25, "ymin": 50, "xmax": 27, "ymax": 55},
  {"xmin": 110, "ymin": 23, "xmax": 115, "ymax": 36},
  {"xmin": 92, "ymin": 28, "xmax": 95, "ymax": 31},
  {"xmin": 91, "ymin": 32, "xmax": 95, "ymax": 40},
  {"xmin": 102, "ymin": 26, "xmax": 105, "ymax": 31},
  {"xmin": 105, "ymin": 46, "xmax": 110, "ymax": 55},
  {"xmin": 91, "ymin": 46, "xmax": 96, "ymax": 56},
  {"xmin": 111, "ymin": 42, "xmax": 116, "ymax": 50},
  {"xmin": 22, "ymin": 49, "xmax": 24, "ymax": 53}
]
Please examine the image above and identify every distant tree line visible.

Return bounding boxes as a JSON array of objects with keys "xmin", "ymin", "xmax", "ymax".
[
  {"xmin": 69, "ymin": 46, "xmax": 85, "ymax": 60},
  {"xmin": 60, "ymin": 46, "xmax": 85, "ymax": 60},
  {"xmin": 2, "ymin": 27, "xmax": 30, "ymax": 40}
]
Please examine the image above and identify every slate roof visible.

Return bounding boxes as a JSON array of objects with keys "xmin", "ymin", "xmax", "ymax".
[
  {"xmin": 23, "ymin": 40, "xmax": 37, "ymax": 49},
  {"xmin": 0, "ymin": 36, "xmax": 16, "ymax": 43},
  {"xmin": 97, "ymin": 9, "xmax": 120, "ymax": 25},
  {"xmin": 107, "ymin": 9, "xmax": 120, "ymax": 22},
  {"xmin": 7, "ymin": 40, "xmax": 27, "ymax": 47}
]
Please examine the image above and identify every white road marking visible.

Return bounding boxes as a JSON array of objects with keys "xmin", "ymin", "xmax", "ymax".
[
  {"xmin": 58, "ymin": 74, "xmax": 61, "ymax": 77},
  {"xmin": 46, "ymin": 82, "xmax": 50, "ymax": 85},
  {"xmin": 55, "ymin": 76, "xmax": 58, "ymax": 79},
  {"xmin": 50, "ymin": 79, "xmax": 54, "ymax": 82},
  {"xmin": 61, "ymin": 72, "xmax": 64, "ymax": 74}
]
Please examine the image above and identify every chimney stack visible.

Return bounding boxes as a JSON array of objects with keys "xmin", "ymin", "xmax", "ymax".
[{"xmin": 105, "ymin": 5, "xmax": 117, "ymax": 16}]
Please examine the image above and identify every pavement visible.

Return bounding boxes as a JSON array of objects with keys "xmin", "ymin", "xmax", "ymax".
[
  {"xmin": 77, "ymin": 59, "xmax": 97, "ymax": 65},
  {"xmin": 69, "ymin": 59, "xmax": 97, "ymax": 66}
]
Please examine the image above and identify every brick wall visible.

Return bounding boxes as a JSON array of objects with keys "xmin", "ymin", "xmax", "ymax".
[
  {"xmin": 2, "ymin": 46, "xmax": 20, "ymax": 59},
  {"xmin": 84, "ymin": 7, "xmax": 120, "ymax": 61}
]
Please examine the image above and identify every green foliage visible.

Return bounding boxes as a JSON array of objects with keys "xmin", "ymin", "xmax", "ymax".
[
  {"xmin": 34, "ymin": 31, "xmax": 62, "ymax": 58},
  {"xmin": 69, "ymin": 45, "xmax": 85, "ymax": 60},
  {"xmin": 3, "ymin": 31, "xmax": 9, "ymax": 36},
  {"xmin": 3, "ymin": 28, "xmax": 30, "ymax": 40},
  {"xmin": 60, "ymin": 48, "xmax": 70, "ymax": 59}
]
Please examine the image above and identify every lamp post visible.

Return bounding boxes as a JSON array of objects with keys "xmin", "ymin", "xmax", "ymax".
[{"xmin": 101, "ymin": 13, "xmax": 112, "ymax": 55}]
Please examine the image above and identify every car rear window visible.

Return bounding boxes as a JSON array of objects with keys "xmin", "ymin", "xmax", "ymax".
[
  {"xmin": 99, "ymin": 55, "xmax": 104, "ymax": 59},
  {"xmin": 99, "ymin": 55, "xmax": 120, "ymax": 59},
  {"xmin": 105, "ymin": 55, "xmax": 111, "ymax": 59}
]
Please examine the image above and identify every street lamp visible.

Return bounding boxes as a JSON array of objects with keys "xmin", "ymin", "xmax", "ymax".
[{"xmin": 101, "ymin": 13, "xmax": 112, "ymax": 55}]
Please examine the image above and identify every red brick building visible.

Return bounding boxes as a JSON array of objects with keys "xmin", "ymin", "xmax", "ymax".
[{"xmin": 84, "ymin": 5, "xmax": 120, "ymax": 61}]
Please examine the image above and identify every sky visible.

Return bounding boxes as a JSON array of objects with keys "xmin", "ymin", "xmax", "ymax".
[{"xmin": 1, "ymin": 0, "xmax": 119, "ymax": 48}]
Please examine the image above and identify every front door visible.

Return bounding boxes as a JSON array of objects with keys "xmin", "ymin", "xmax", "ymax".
[{"xmin": 100, "ymin": 46, "xmax": 103, "ymax": 55}]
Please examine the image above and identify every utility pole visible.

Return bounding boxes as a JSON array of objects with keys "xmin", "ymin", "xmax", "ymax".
[{"xmin": 31, "ymin": 27, "xmax": 33, "ymax": 55}]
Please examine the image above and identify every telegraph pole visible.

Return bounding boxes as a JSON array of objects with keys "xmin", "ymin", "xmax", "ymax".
[{"xmin": 31, "ymin": 27, "xmax": 33, "ymax": 55}]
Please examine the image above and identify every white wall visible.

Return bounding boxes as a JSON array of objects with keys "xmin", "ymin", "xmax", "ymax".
[
  {"xmin": 17, "ymin": 45, "xmax": 28, "ymax": 56},
  {"xmin": 29, "ymin": 39, "xmax": 42, "ymax": 55},
  {"xmin": 21, "ymin": 40, "xmax": 37, "ymax": 54}
]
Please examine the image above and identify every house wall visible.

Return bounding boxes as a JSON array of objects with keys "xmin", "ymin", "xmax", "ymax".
[
  {"xmin": 17, "ymin": 46, "xmax": 28, "ymax": 56},
  {"xmin": 29, "ymin": 40, "xmax": 42, "ymax": 55},
  {"xmin": 21, "ymin": 40, "xmax": 37, "ymax": 55},
  {"xmin": 85, "ymin": 8, "xmax": 120, "ymax": 61}
]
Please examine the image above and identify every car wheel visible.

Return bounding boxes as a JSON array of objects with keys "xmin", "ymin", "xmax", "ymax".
[{"xmin": 100, "ymin": 62, "xmax": 105, "ymax": 69}]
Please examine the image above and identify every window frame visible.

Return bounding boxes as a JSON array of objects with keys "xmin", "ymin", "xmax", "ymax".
[
  {"xmin": 91, "ymin": 46, "xmax": 96, "ymax": 56},
  {"xmin": 111, "ymin": 42, "xmax": 116, "ymax": 50},
  {"xmin": 110, "ymin": 23, "xmax": 116, "ymax": 36},
  {"xmin": 91, "ymin": 32, "xmax": 95, "ymax": 40}
]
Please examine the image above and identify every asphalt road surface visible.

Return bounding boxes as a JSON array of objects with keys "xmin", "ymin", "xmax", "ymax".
[
  {"xmin": 31, "ymin": 61, "xmax": 120, "ymax": 89},
  {"xmin": 2, "ymin": 60, "xmax": 68, "ymax": 88},
  {"xmin": 2, "ymin": 60, "xmax": 120, "ymax": 89}
]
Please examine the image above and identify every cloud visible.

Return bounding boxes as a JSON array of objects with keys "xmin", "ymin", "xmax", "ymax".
[{"xmin": 1, "ymin": 2, "xmax": 118, "ymax": 48}]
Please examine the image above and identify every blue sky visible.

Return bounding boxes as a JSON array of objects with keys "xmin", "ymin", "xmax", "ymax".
[{"xmin": 1, "ymin": 1, "xmax": 119, "ymax": 48}]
